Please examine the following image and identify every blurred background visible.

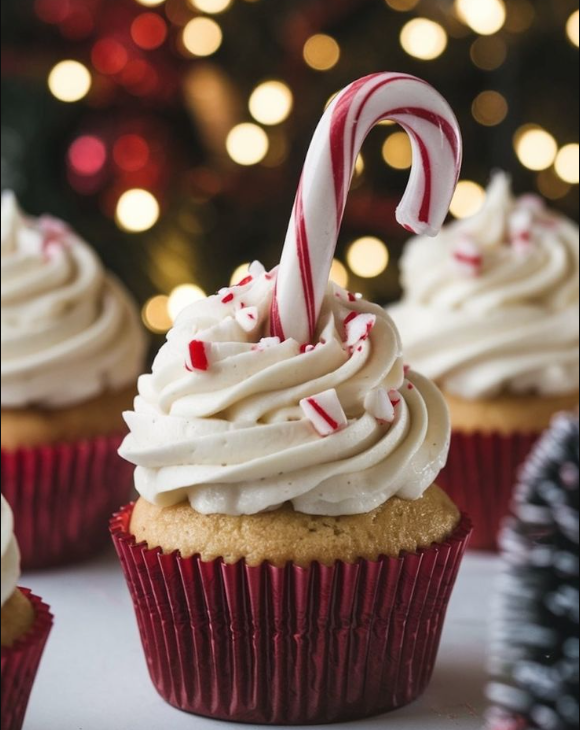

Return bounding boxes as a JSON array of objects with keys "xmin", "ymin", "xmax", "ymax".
[{"xmin": 1, "ymin": 0, "xmax": 579, "ymax": 342}]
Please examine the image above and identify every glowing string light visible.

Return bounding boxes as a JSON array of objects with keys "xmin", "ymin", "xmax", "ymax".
[
  {"xmin": 116, "ymin": 189, "xmax": 160, "ymax": 232},
  {"xmin": 48, "ymin": 60, "xmax": 91, "ymax": 103}
]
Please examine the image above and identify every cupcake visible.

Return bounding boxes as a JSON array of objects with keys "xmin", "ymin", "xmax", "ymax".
[
  {"xmin": 390, "ymin": 173, "xmax": 579, "ymax": 550},
  {"xmin": 1, "ymin": 495, "xmax": 53, "ymax": 730},
  {"xmin": 111, "ymin": 71, "xmax": 470, "ymax": 724},
  {"xmin": 1, "ymin": 192, "xmax": 147, "ymax": 567}
]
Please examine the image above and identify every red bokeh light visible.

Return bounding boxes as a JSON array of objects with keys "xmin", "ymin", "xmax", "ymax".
[
  {"xmin": 34, "ymin": 0, "xmax": 70, "ymax": 25},
  {"xmin": 92, "ymin": 38, "xmax": 129, "ymax": 75},
  {"xmin": 131, "ymin": 13, "xmax": 168, "ymax": 51},
  {"xmin": 121, "ymin": 60, "xmax": 159, "ymax": 96},
  {"xmin": 60, "ymin": 7, "xmax": 94, "ymax": 40},
  {"xmin": 68, "ymin": 135, "xmax": 107, "ymax": 176},
  {"xmin": 113, "ymin": 135, "xmax": 150, "ymax": 172}
]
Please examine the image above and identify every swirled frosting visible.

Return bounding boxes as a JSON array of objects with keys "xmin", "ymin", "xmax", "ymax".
[
  {"xmin": 1, "ymin": 495, "xmax": 20, "ymax": 608},
  {"xmin": 1, "ymin": 192, "xmax": 147, "ymax": 408},
  {"xmin": 120, "ymin": 267, "xmax": 450, "ymax": 516},
  {"xmin": 390, "ymin": 173, "xmax": 579, "ymax": 400}
]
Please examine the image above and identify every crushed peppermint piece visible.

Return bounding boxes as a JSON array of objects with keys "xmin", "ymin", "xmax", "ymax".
[
  {"xmin": 388, "ymin": 389, "xmax": 402, "ymax": 408},
  {"xmin": 453, "ymin": 238, "xmax": 483, "ymax": 276},
  {"xmin": 300, "ymin": 389, "xmax": 347, "ymax": 437},
  {"xmin": 249, "ymin": 261, "xmax": 266, "ymax": 276},
  {"xmin": 300, "ymin": 344, "xmax": 315, "ymax": 354},
  {"xmin": 344, "ymin": 312, "xmax": 376, "ymax": 347},
  {"xmin": 186, "ymin": 340, "xmax": 210, "ymax": 372},
  {"xmin": 221, "ymin": 292, "xmax": 234, "ymax": 304},
  {"xmin": 364, "ymin": 388, "xmax": 395, "ymax": 425},
  {"xmin": 235, "ymin": 306, "xmax": 259, "ymax": 333},
  {"xmin": 404, "ymin": 364, "xmax": 411, "ymax": 375},
  {"xmin": 235, "ymin": 275, "xmax": 253, "ymax": 287},
  {"xmin": 252, "ymin": 336, "xmax": 281, "ymax": 352},
  {"xmin": 407, "ymin": 383, "xmax": 414, "ymax": 390}
]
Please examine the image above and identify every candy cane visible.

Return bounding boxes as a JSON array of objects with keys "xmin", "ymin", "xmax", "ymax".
[{"xmin": 271, "ymin": 72, "xmax": 463, "ymax": 343}]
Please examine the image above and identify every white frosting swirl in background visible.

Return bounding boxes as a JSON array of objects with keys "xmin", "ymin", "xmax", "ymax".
[
  {"xmin": 390, "ymin": 173, "xmax": 579, "ymax": 400},
  {"xmin": 1, "ymin": 192, "xmax": 147, "ymax": 408},
  {"xmin": 120, "ymin": 271, "xmax": 450, "ymax": 516},
  {"xmin": 1, "ymin": 495, "xmax": 20, "ymax": 608}
]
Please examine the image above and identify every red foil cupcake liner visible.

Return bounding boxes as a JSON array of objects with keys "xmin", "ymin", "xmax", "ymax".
[
  {"xmin": 111, "ymin": 502, "xmax": 472, "ymax": 725},
  {"xmin": 2, "ymin": 435, "xmax": 134, "ymax": 569},
  {"xmin": 437, "ymin": 430, "xmax": 539, "ymax": 552},
  {"xmin": 1, "ymin": 589, "xmax": 53, "ymax": 730}
]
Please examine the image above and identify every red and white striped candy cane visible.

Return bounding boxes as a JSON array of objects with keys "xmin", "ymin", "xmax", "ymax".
[{"xmin": 271, "ymin": 72, "xmax": 462, "ymax": 343}]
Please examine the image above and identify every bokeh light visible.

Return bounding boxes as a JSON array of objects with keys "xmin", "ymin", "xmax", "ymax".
[
  {"xmin": 555, "ymin": 144, "xmax": 580, "ymax": 184},
  {"xmin": 249, "ymin": 81, "xmax": 294, "ymax": 125},
  {"xmin": 230, "ymin": 263, "xmax": 250, "ymax": 285},
  {"xmin": 182, "ymin": 17, "xmax": 223, "ymax": 57},
  {"xmin": 382, "ymin": 132, "xmax": 412, "ymax": 169},
  {"xmin": 400, "ymin": 19, "xmax": 448, "ymax": 61},
  {"xmin": 142, "ymin": 295, "xmax": 172, "ymax": 334},
  {"xmin": 91, "ymin": 39, "xmax": 128, "ymax": 75},
  {"xmin": 68, "ymin": 136, "xmax": 107, "ymax": 176},
  {"xmin": 136, "ymin": 0, "xmax": 166, "ymax": 6},
  {"xmin": 330, "ymin": 259, "xmax": 349, "ymax": 289},
  {"xmin": 116, "ymin": 189, "xmax": 160, "ymax": 232},
  {"xmin": 456, "ymin": 0, "xmax": 506, "ymax": 36},
  {"xmin": 537, "ymin": 169, "xmax": 572, "ymax": 201},
  {"xmin": 347, "ymin": 237, "xmax": 389, "ymax": 278},
  {"xmin": 470, "ymin": 36, "xmax": 507, "ymax": 69},
  {"xmin": 113, "ymin": 135, "xmax": 150, "ymax": 172},
  {"xmin": 503, "ymin": 0, "xmax": 535, "ymax": 34},
  {"xmin": 449, "ymin": 181, "xmax": 486, "ymax": 219},
  {"xmin": 514, "ymin": 125, "xmax": 558, "ymax": 171},
  {"xmin": 355, "ymin": 154, "xmax": 365, "ymax": 177},
  {"xmin": 472, "ymin": 91, "xmax": 508, "ymax": 126},
  {"xmin": 303, "ymin": 34, "xmax": 341, "ymax": 71},
  {"xmin": 385, "ymin": 0, "xmax": 420, "ymax": 10},
  {"xmin": 131, "ymin": 12, "xmax": 168, "ymax": 50},
  {"xmin": 168, "ymin": 284, "xmax": 207, "ymax": 321},
  {"xmin": 226, "ymin": 123, "xmax": 269, "ymax": 166},
  {"xmin": 48, "ymin": 60, "xmax": 91, "ymax": 103},
  {"xmin": 189, "ymin": 0, "xmax": 232, "ymax": 13},
  {"xmin": 567, "ymin": 10, "xmax": 579, "ymax": 48}
]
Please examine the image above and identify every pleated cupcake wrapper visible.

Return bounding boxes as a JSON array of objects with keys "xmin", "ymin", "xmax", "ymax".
[
  {"xmin": 1, "ymin": 434, "xmax": 134, "ymax": 569},
  {"xmin": 437, "ymin": 430, "xmax": 539, "ymax": 552},
  {"xmin": 1, "ymin": 589, "xmax": 53, "ymax": 730},
  {"xmin": 111, "ymin": 503, "xmax": 472, "ymax": 725}
]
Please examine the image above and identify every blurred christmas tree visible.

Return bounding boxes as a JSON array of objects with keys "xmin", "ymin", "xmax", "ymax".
[{"xmin": 1, "ymin": 0, "xmax": 579, "ymax": 343}]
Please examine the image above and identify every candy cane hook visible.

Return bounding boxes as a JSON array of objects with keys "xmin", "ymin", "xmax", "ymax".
[{"xmin": 270, "ymin": 72, "xmax": 462, "ymax": 343}]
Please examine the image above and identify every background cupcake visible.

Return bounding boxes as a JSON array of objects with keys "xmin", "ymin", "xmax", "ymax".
[
  {"xmin": 390, "ymin": 173, "xmax": 579, "ymax": 550},
  {"xmin": 1, "ymin": 192, "xmax": 147, "ymax": 568},
  {"xmin": 1, "ymin": 495, "xmax": 53, "ymax": 730}
]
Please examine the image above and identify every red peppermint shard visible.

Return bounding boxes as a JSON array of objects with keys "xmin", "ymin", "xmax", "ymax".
[
  {"xmin": 185, "ymin": 340, "xmax": 210, "ymax": 372},
  {"xmin": 344, "ymin": 312, "xmax": 376, "ymax": 347},
  {"xmin": 453, "ymin": 238, "xmax": 483, "ymax": 277},
  {"xmin": 300, "ymin": 389, "xmax": 347, "ymax": 437}
]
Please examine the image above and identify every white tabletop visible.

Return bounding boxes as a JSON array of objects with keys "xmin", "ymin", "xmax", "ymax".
[{"xmin": 22, "ymin": 549, "xmax": 497, "ymax": 730}]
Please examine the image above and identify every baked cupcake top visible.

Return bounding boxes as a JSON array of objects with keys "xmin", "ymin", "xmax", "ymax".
[
  {"xmin": 1, "ymin": 495, "xmax": 20, "ymax": 608},
  {"xmin": 390, "ymin": 173, "xmax": 579, "ymax": 400},
  {"xmin": 1, "ymin": 192, "xmax": 147, "ymax": 408},
  {"xmin": 120, "ymin": 266, "xmax": 450, "ymax": 516}
]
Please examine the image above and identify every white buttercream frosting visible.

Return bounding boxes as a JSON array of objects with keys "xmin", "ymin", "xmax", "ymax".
[
  {"xmin": 120, "ymin": 269, "xmax": 450, "ymax": 516},
  {"xmin": 390, "ymin": 173, "xmax": 579, "ymax": 400},
  {"xmin": 1, "ymin": 495, "xmax": 20, "ymax": 609},
  {"xmin": 1, "ymin": 192, "xmax": 147, "ymax": 408}
]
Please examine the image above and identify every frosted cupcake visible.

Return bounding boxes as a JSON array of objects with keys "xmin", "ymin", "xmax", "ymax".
[
  {"xmin": 390, "ymin": 173, "xmax": 579, "ymax": 550},
  {"xmin": 111, "ymin": 73, "xmax": 471, "ymax": 725},
  {"xmin": 1, "ymin": 192, "xmax": 147, "ymax": 567},
  {"xmin": 1, "ymin": 495, "xmax": 53, "ymax": 730}
]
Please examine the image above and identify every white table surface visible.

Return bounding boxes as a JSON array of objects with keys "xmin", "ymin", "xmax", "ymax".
[{"xmin": 22, "ymin": 549, "xmax": 498, "ymax": 730}]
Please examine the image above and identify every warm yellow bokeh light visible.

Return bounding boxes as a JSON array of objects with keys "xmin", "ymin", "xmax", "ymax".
[
  {"xmin": 142, "ymin": 295, "xmax": 172, "ymax": 334},
  {"xmin": 48, "ymin": 61, "xmax": 92, "ymax": 103},
  {"xmin": 116, "ymin": 189, "xmax": 160, "ymax": 232},
  {"xmin": 400, "ymin": 19, "xmax": 448, "ymax": 61},
  {"xmin": 226, "ymin": 123, "xmax": 269, "ymax": 166},
  {"xmin": 382, "ymin": 132, "xmax": 412, "ymax": 169},
  {"xmin": 449, "ymin": 181, "xmax": 486, "ymax": 219},
  {"xmin": 182, "ymin": 17, "xmax": 223, "ymax": 57},
  {"xmin": 330, "ymin": 259, "xmax": 349, "ymax": 289},
  {"xmin": 189, "ymin": 0, "xmax": 232, "ymax": 14},
  {"xmin": 555, "ymin": 144, "xmax": 580, "ymax": 185},
  {"xmin": 354, "ymin": 154, "xmax": 365, "ymax": 177},
  {"xmin": 503, "ymin": 0, "xmax": 535, "ymax": 34},
  {"xmin": 472, "ymin": 91, "xmax": 508, "ymax": 126},
  {"xmin": 347, "ymin": 237, "xmax": 390, "ymax": 278},
  {"xmin": 385, "ymin": 0, "xmax": 420, "ymax": 11},
  {"xmin": 249, "ymin": 81, "xmax": 294, "ymax": 126},
  {"xmin": 456, "ymin": 0, "xmax": 507, "ymax": 36},
  {"xmin": 168, "ymin": 284, "xmax": 207, "ymax": 321},
  {"xmin": 303, "ymin": 34, "xmax": 341, "ymax": 71},
  {"xmin": 230, "ymin": 263, "xmax": 250, "ymax": 285},
  {"xmin": 514, "ymin": 126, "xmax": 558, "ymax": 171},
  {"xmin": 567, "ymin": 10, "xmax": 579, "ymax": 48},
  {"xmin": 537, "ymin": 169, "xmax": 571, "ymax": 201},
  {"xmin": 470, "ymin": 36, "xmax": 507, "ymax": 69},
  {"xmin": 136, "ymin": 0, "xmax": 166, "ymax": 6}
]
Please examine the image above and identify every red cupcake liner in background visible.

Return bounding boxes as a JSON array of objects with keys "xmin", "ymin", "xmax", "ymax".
[
  {"xmin": 2, "ymin": 434, "xmax": 134, "ymax": 569},
  {"xmin": 111, "ymin": 502, "xmax": 472, "ymax": 725},
  {"xmin": 1, "ymin": 589, "xmax": 53, "ymax": 730},
  {"xmin": 437, "ymin": 431, "xmax": 539, "ymax": 552}
]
